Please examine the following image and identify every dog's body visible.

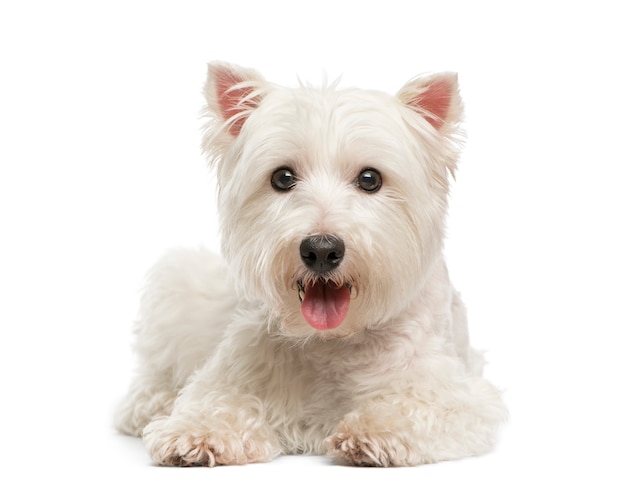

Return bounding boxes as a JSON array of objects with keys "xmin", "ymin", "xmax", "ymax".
[{"xmin": 116, "ymin": 63, "xmax": 506, "ymax": 466}]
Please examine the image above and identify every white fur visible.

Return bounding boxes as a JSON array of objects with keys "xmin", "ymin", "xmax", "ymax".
[{"xmin": 115, "ymin": 63, "xmax": 507, "ymax": 467}]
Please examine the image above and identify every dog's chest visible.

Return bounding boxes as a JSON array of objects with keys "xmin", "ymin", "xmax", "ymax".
[{"xmin": 270, "ymin": 335, "xmax": 416, "ymax": 412}]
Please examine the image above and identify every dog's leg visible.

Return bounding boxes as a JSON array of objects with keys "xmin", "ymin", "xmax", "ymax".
[
  {"xmin": 327, "ymin": 358, "xmax": 506, "ymax": 466},
  {"xmin": 142, "ymin": 319, "xmax": 283, "ymax": 466}
]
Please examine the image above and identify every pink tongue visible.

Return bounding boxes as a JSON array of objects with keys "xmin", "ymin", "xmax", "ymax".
[{"xmin": 301, "ymin": 282, "xmax": 351, "ymax": 330}]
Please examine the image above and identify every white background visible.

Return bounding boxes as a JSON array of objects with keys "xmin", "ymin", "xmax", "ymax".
[{"xmin": 1, "ymin": 1, "xmax": 625, "ymax": 490}]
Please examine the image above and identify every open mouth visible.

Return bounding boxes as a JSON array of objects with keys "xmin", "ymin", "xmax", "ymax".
[{"xmin": 297, "ymin": 279, "xmax": 352, "ymax": 331}]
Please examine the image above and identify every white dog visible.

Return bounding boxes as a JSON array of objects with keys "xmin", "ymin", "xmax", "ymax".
[{"xmin": 115, "ymin": 62, "xmax": 507, "ymax": 467}]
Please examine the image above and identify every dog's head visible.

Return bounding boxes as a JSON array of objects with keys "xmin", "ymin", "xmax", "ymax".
[{"xmin": 203, "ymin": 62, "xmax": 463, "ymax": 339}]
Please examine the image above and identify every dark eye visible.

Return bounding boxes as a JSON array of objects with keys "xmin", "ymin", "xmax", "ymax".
[
  {"xmin": 271, "ymin": 167, "xmax": 297, "ymax": 192},
  {"xmin": 356, "ymin": 168, "xmax": 382, "ymax": 193}
]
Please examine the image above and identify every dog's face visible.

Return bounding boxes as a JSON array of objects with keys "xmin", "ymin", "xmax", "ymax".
[{"xmin": 203, "ymin": 63, "xmax": 463, "ymax": 339}]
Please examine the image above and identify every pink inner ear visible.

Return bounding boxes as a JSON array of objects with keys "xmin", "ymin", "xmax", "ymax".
[
  {"xmin": 215, "ymin": 73, "xmax": 251, "ymax": 137},
  {"xmin": 412, "ymin": 79, "xmax": 452, "ymax": 130}
]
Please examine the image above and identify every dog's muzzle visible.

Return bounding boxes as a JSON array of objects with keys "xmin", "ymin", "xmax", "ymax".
[{"xmin": 297, "ymin": 235, "xmax": 351, "ymax": 331}]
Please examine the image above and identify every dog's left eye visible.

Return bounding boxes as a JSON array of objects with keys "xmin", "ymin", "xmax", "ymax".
[
  {"xmin": 271, "ymin": 167, "xmax": 297, "ymax": 192},
  {"xmin": 356, "ymin": 168, "xmax": 382, "ymax": 193}
]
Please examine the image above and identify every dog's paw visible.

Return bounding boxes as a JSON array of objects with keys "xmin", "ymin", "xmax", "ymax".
[
  {"xmin": 326, "ymin": 419, "xmax": 417, "ymax": 467},
  {"xmin": 143, "ymin": 416, "xmax": 279, "ymax": 466},
  {"xmin": 326, "ymin": 432, "xmax": 389, "ymax": 466}
]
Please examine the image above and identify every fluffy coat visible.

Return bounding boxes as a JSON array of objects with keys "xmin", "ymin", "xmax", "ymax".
[{"xmin": 115, "ymin": 62, "xmax": 506, "ymax": 466}]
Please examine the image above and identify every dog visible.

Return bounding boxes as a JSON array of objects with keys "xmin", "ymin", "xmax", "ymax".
[{"xmin": 115, "ymin": 62, "xmax": 507, "ymax": 467}]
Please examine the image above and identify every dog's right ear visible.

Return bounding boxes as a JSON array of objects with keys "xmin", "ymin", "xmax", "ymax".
[{"xmin": 204, "ymin": 62, "xmax": 267, "ymax": 138}]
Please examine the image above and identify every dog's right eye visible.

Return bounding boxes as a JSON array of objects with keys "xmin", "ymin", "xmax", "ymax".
[{"xmin": 271, "ymin": 168, "xmax": 297, "ymax": 192}]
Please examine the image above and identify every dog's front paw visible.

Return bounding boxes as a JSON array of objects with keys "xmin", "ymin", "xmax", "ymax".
[
  {"xmin": 327, "ymin": 432, "xmax": 390, "ymax": 467},
  {"xmin": 143, "ymin": 416, "xmax": 279, "ymax": 466},
  {"xmin": 326, "ymin": 421, "xmax": 415, "ymax": 467}
]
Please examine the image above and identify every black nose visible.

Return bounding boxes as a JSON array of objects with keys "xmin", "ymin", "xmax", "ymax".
[{"xmin": 300, "ymin": 235, "xmax": 345, "ymax": 273}]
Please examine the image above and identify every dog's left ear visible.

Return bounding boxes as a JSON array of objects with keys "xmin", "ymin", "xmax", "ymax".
[
  {"xmin": 204, "ymin": 62, "xmax": 267, "ymax": 138},
  {"xmin": 397, "ymin": 73, "xmax": 462, "ymax": 131}
]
